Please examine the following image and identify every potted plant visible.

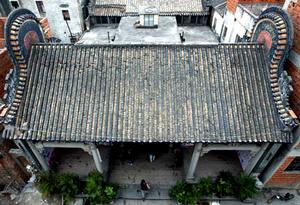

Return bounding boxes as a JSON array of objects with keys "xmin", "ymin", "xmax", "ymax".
[
  {"xmin": 215, "ymin": 171, "xmax": 235, "ymax": 198},
  {"xmin": 35, "ymin": 170, "xmax": 59, "ymax": 198},
  {"xmin": 196, "ymin": 177, "xmax": 214, "ymax": 198},
  {"xmin": 85, "ymin": 171, "xmax": 118, "ymax": 205},
  {"xmin": 57, "ymin": 173, "xmax": 80, "ymax": 204},
  {"xmin": 235, "ymin": 173, "xmax": 258, "ymax": 201},
  {"xmin": 169, "ymin": 181, "xmax": 188, "ymax": 204}
]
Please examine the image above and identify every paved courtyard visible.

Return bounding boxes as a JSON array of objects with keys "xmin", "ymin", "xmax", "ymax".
[{"xmin": 77, "ymin": 17, "xmax": 218, "ymax": 45}]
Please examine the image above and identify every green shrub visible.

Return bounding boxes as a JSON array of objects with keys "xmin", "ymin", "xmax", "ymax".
[
  {"xmin": 169, "ymin": 181, "xmax": 188, "ymax": 204},
  {"xmin": 86, "ymin": 171, "xmax": 118, "ymax": 205},
  {"xmin": 235, "ymin": 173, "xmax": 258, "ymax": 201},
  {"xmin": 169, "ymin": 181, "xmax": 198, "ymax": 205},
  {"xmin": 57, "ymin": 173, "xmax": 80, "ymax": 204},
  {"xmin": 196, "ymin": 177, "xmax": 214, "ymax": 197},
  {"xmin": 215, "ymin": 171, "xmax": 236, "ymax": 197},
  {"xmin": 35, "ymin": 171, "xmax": 59, "ymax": 198},
  {"xmin": 104, "ymin": 185, "xmax": 118, "ymax": 202}
]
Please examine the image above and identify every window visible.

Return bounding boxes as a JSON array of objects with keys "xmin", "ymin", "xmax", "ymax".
[
  {"xmin": 176, "ymin": 16, "xmax": 182, "ymax": 25},
  {"xmin": 235, "ymin": 34, "xmax": 242, "ymax": 42},
  {"xmin": 183, "ymin": 16, "xmax": 190, "ymax": 25},
  {"xmin": 36, "ymin": 1, "xmax": 46, "ymax": 16},
  {"xmin": 222, "ymin": 26, "xmax": 227, "ymax": 39},
  {"xmin": 285, "ymin": 157, "xmax": 300, "ymax": 172},
  {"xmin": 213, "ymin": 18, "xmax": 217, "ymax": 31},
  {"xmin": 144, "ymin": 14, "xmax": 154, "ymax": 27},
  {"xmin": 62, "ymin": 10, "xmax": 70, "ymax": 21},
  {"xmin": 191, "ymin": 16, "xmax": 197, "ymax": 24},
  {"xmin": 11, "ymin": 1, "xmax": 19, "ymax": 9}
]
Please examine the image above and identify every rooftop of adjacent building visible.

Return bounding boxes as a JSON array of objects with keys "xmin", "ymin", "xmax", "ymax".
[
  {"xmin": 239, "ymin": 2, "xmax": 283, "ymax": 17},
  {"xmin": 78, "ymin": 16, "xmax": 219, "ymax": 44}
]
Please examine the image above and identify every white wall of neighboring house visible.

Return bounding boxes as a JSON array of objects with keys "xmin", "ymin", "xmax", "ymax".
[
  {"xmin": 9, "ymin": 0, "xmax": 85, "ymax": 43},
  {"xmin": 211, "ymin": 10, "xmax": 224, "ymax": 37},
  {"xmin": 220, "ymin": 5, "xmax": 256, "ymax": 43}
]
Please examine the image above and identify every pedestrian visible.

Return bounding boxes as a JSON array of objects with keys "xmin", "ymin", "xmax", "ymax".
[
  {"xmin": 127, "ymin": 148, "xmax": 134, "ymax": 166},
  {"xmin": 140, "ymin": 179, "xmax": 150, "ymax": 201}
]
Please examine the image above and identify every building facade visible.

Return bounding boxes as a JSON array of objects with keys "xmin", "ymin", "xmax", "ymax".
[
  {"xmin": 210, "ymin": 0, "xmax": 300, "ymax": 188},
  {"xmin": 0, "ymin": 0, "xmax": 299, "ymax": 190},
  {"xmin": 0, "ymin": 3, "xmax": 299, "ymax": 188},
  {"xmin": 8, "ymin": 0, "xmax": 87, "ymax": 43}
]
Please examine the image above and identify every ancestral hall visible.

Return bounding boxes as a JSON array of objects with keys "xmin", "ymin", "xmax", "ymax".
[{"xmin": 0, "ymin": 6, "xmax": 298, "ymax": 184}]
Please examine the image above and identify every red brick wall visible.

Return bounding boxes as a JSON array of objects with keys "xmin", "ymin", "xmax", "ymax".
[
  {"xmin": 288, "ymin": 0, "xmax": 300, "ymax": 54},
  {"xmin": 0, "ymin": 18, "xmax": 6, "ymax": 49},
  {"xmin": 0, "ymin": 140, "xmax": 28, "ymax": 186},
  {"xmin": 286, "ymin": 61, "xmax": 300, "ymax": 116},
  {"xmin": 266, "ymin": 157, "xmax": 300, "ymax": 187},
  {"xmin": 0, "ymin": 49, "xmax": 13, "ymax": 98},
  {"xmin": 227, "ymin": 0, "xmax": 285, "ymax": 13},
  {"xmin": 266, "ymin": 0, "xmax": 300, "ymax": 188}
]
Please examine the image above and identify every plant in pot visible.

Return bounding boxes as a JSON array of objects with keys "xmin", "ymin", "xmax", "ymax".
[
  {"xmin": 169, "ymin": 181, "xmax": 198, "ymax": 205},
  {"xmin": 196, "ymin": 177, "xmax": 214, "ymax": 198},
  {"xmin": 57, "ymin": 172, "xmax": 80, "ymax": 204},
  {"xmin": 169, "ymin": 181, "xmax": 188, "ymax": 204},
  {"xmin": 215, "ymin": 171, "xmax": 235, "ymax": 198},
  {"xmin": 235, "ymin": 173, "xmax": 258, "ymax": 201},
  {"xmin": 35, "ymin": 170, "xmax": 59, "ymax": 198},
  {"xmin": 85, "ymin": 171, "xmax": 118, "ymax": 205}
]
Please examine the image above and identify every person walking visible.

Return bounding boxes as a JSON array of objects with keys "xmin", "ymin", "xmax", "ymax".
[{"xmin": 140, "ymin": 179, "xmax": 150, "ymax": 201}]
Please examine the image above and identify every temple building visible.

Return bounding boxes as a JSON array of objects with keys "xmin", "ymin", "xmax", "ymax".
[{"xmin": 0, "ymin": 0, "xmax": 299, "ymax": 189}]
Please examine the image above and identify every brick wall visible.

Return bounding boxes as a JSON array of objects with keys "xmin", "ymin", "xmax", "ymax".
[
  {"xmin": 0, "ymin": 18, "xmax": 5, "ymax": 48},
  {"xmin": 0, "ymin": 140, "xmax": 28, "ymax": 187},
  {"xmin": 287, "ymin": 61, "xmax": 300, "ymax": 116},
  {"xmin": 266, "ymin": 0, "xmax": 300, "ymax": 188},
  {"xmin": 288, "ymin": 0, "xmax": 300, "ymax": 54},
  {"xmin": 0, "ymin": 49, "xmax": 13, "ymax": 98},
  {"xmin": 227, "ymin": 0, "xmax": 285, "ymax": 13},
  {"xmin": 266, "ymin": 156, "xmax": 300, "ymax": 187}
]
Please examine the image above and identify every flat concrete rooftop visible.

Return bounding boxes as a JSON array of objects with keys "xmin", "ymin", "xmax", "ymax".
[{"xmin": 77, "ymin": 16, "xmax": 218, "ymax": 45}]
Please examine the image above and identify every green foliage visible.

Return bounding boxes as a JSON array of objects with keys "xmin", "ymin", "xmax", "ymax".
[
  {"xmin": 35, "ymin": 171, "xmax": 58, "ymax": 198},
  {"xmin": 35, "ymin": 171, "xmax": 80, "ymax": 204},
  {"xmin": 57, "ymin": 173, "xmax": 80, "ymax": 204},
  {"xmin": 104, "ymin": 186, "xmax": 118, "ymax": 202},
  {"xmin": 169, "ymin": 181, "xmax": 198, "ymax": 205},
  {"xmin": 86, "ymin": 171, "xmax": 118, "ymax": 205},
  {"xmin": 215, "ymin": 171, "xmax": 236, "ymax": 197},
  {"xmin": 235, "ymin": 173, "xmax": 258, "ymax": 201},
  {"xmin": 170, "ymin": 171, "xmax": 259, "ymax": 203},
  {"xmin": 169, "ymin": 181, "xmax": 188, "ymax": 204},
  {"xmin": 196, "ymin": 177, "xmax": 214, "ymax": 197}
]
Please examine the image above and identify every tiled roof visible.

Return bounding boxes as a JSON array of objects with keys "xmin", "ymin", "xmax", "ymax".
[
  {"xmin": 14, "ymin": 44, "xmax": 290, "ymax": 143},
  {"xmin": 215, "ymin": 2, "xmax": 227, "ymax": 17},
  {"xmin": 90, "ymin": 0, "xmax": 207, "ymax": 16}
]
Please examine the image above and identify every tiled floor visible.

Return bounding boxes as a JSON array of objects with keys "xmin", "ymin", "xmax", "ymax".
[
  {"xmin": 55, "ymin": 146, "xmax": 111, "ymax": 178},
  {"xmin": 108, "ymin": 146, "xmax": 183, "ymax": 186},
  {"xmin": 185, "ymin": 150, "xmax": 243, "ymax": 180},
  {"xmin": 55, "ymin": 144, "xmax": 242, "ymax": 184}
]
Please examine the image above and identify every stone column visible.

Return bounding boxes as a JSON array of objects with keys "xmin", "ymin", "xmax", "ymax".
[
  {"xmin": 27, "ymin": 141, "xmax": 49, "ymax": 171},
  {"xmin": 244, "ymin": 143, "xmax": 269, "ymax": 175},
  {"xmin": 186, "ymin": 143, "xmax": 203, "ymax": 182},
  {"xmin": 90, "ymin": 143, "xmax": 103, "ymax": 173}
]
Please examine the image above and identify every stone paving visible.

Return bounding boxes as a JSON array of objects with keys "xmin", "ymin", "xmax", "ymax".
[{"xmin": 77, "ymin": 17, "xmax": 218, "ymax": 45}]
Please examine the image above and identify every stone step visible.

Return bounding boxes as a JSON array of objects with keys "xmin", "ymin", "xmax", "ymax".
[{"xmin": 118, "ymin": 184, "xmax": 171, "ymax": 200}]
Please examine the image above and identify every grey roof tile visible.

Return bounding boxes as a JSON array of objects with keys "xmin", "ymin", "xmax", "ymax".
[
  {"xmin": 91, "ymin": 0, "xmax": 207, "ymax": 16},
  {"xmin": 13, "ymin": 44, "xmax": 290, "ymax": 143}
]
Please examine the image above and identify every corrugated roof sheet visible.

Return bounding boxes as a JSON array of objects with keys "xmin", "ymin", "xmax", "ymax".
[
  {"xmin": 91, "ymin": 0, "xmax": 206, "ymax": 16},
  {"xmin": 13, "ymin": 44, "xmax": 290, "ymax": 143}
]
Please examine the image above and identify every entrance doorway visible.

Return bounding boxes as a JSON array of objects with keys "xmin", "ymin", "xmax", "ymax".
[{"xmin": 108, "ymin": 143, "xmax": 183, "ymax": 186}]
